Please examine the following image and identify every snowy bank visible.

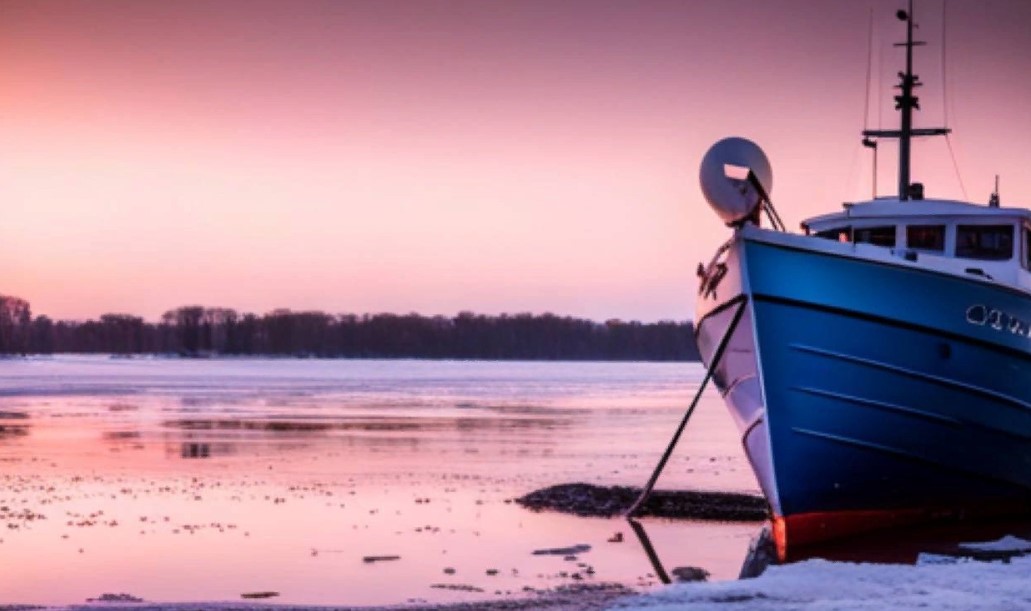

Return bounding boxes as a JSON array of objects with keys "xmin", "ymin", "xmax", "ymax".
[{"xmin": 609, "ymin": 554, "xmax": 1031, "ymax": 610}]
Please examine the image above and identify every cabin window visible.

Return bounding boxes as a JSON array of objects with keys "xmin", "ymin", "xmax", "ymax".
[
  {"xmin": 815, "ymin": 226, "xmax": 851, "ymax": 242},
  {"xmin": 956, "ymin": 225, "xmax": 1013, "ymax": 260},
  {"xmin": 1025, "ymin": 227, "xmax": 1031, "ymax": 269},
  {"xmin": 906, "ymin": 225, "xmax": 945, "ymax": 252},
  {"xmin": 854, "ymin": 226, "xmax": 896, "ymax": 247}
]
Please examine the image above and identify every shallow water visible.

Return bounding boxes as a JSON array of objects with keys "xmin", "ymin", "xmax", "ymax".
[{"xmin": 0, "ymin": 356, "xmax": 762, "ymax": 606}]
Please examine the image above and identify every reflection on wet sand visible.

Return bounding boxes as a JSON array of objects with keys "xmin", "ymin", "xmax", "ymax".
[
  {"xmin": 107, "ymin": 403, "xmax": 139, "ymax": 412},
  {"xmin": 0, "ymin": 358, "xmax": 760, "ymax": 606},
  {"xmin": 163, "ymin": 418, "xmax": 338, "ymax": 432},
  {"xmin": 161, "ymin": 415, "xmax": 574, "ymax": 434},
  {"xmin": 103, "ymin": 430, "xmax": 141, "ymax": 441},
  {"xmin": 180, "ymin": 442, "xmax": 210, "ymax": 459},
  {"xmin": 629, "ymin": 517, "xmax": 1031, "ymax": 587},
  {"xmin": 169, "ymin": 441, "xmax": 238, "ymax": 459},
  {"xmin": 628, "ymin": 519, "xmax": 672, "ymax": 584},
  {"xmin": 0, "ymin": 410, "xmax": 30, "ymax": 439},
  {"xmin": 0, "ymin": 424, "xmax": 29, "ymax": 439},
  {"xmin": 784, "ymin": 518, "xmax": 1031, "ymax": 565}
]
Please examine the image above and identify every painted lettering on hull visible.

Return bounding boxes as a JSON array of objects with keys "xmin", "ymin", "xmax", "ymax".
[{"xmin": 966, "ymin": 304, "xmax": 1031, "ymax": 338}]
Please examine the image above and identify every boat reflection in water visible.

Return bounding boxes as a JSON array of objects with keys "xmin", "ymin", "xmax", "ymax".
[
  {"xmin": 775, "ymin": 518, "xmax": 1031, "ymax": 566},
  {"xmin": 629, "ymin": 517, "xmax": 1031, "ymax": 584}
]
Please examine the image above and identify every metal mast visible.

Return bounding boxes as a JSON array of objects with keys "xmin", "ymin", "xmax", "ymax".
[{"xmin": 861, "ymin": 0, "xmax": 949, "ymax": 201}]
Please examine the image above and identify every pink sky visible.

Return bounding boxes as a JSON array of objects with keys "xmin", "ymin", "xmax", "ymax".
[{"xmin": 1, "ymin": 0, "xmax": 1029, "ymax": 322}]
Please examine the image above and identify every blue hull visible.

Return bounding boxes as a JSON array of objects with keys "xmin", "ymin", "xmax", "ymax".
[{"xmin": 696, "ymin": 231, "xmax": 1031, "ymax": 544}]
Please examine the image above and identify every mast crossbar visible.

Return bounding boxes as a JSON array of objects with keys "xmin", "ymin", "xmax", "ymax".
[{"xmin": 862, "ymin": 128, "xmax": 951, "ymax": 138}]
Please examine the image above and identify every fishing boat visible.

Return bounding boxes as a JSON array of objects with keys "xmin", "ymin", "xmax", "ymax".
[{"xmin": 694, "ymin": 1, "xmax": 1031, "ymax": 559}]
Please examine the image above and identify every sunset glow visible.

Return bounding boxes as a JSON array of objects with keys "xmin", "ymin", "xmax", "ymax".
[{"xmin": 1, "ymin": 0, "xmax": 1029, "ymax": 321}]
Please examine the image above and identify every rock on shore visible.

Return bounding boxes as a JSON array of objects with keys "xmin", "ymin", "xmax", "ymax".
[{"xmin": 515, "ymin": 483, "xmax": 768, "ymax": 521}]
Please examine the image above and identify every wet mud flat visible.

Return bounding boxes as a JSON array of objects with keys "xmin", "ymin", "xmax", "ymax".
[
  {"xmin": 0, "ymin": 357, "xmax": 763, "ymax": 607},
  {"xmin": 515, "ymin": 483, "xmax": 768, "ymax": 521}
]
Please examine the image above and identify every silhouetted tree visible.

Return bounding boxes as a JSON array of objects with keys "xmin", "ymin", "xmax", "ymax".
[
  {"xmin": 5, "ymin": 294, "xmax": 700, "ymax": 361},
  {"xmin": 30, "ymin": 315, "xmax": 54, "ymax": 354},
  {"xmin": 0, "ymin": 295, "xmax": 31, "ymax": 354}
]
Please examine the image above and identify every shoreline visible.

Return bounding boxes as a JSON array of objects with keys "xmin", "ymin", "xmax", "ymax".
[
  {"xmin": 3, "ymin": 583, "xmax": 639, "ymax": 611},
  {"xmin": 23, "ymin": 544, "xmax": 1031, "ymax": 611}
]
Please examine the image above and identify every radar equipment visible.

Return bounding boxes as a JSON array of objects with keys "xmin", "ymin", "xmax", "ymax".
[{"xmin": 699, "ymin": 137, "xmax": 783, "ymax": 231}]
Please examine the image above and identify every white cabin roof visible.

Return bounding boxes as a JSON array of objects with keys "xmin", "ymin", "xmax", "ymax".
[{"xmin": 803, "ymin": 198, "xmax": 1031, "ymax": 231}]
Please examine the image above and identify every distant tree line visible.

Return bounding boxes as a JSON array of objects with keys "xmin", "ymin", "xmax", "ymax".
[{"xmin": 0, "ymin": 295, "xmax": 701, "ymax": 361}]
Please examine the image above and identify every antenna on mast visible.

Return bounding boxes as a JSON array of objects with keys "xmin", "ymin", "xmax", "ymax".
[
  {"xmin": 989, "ymin": 175, "xmax": 1000, "ymax": 207},
  {"xmin": 860, "ymin": 0, "xmax": 950, "ymax": 201}
]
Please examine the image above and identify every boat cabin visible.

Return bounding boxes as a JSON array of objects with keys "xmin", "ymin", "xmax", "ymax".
[{"xmin": 801, "ymin": 198, "xmax": 1031, "ymax": 291}]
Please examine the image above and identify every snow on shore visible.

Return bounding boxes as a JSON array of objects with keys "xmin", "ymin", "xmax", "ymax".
[
  {"xmin": 959, "ymin": 535, "xmax": 1031, "ymax": 554},
  {"xmin": 20, "ymin": 557, "xmax": 1031, "ymax": 611},
  {"xmin": 610, "ymin": 555, "xmax": 1031, "ymax": 610}
]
